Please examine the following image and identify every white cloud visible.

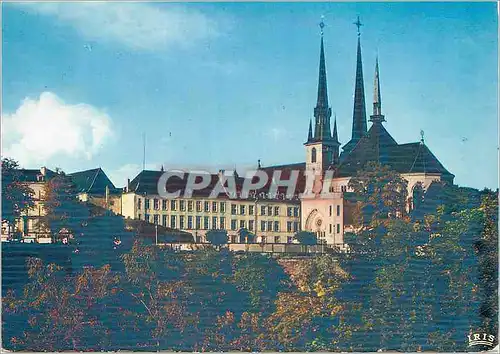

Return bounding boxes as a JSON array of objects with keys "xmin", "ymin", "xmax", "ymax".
[
  {"xmin": 2, "ymin": 92, "xmax": 113, "ymax": 166},
  {"xmin": 266, "ymin": 127, "xmax": 288, "ymax": 141},
  {"xmin": 17, "ymin": 2, "xmax": 222, "ymax": 51}
]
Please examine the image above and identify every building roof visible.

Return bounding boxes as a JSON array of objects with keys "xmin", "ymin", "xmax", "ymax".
[
  {"xmin": 16, "ymin": 168, "xmax": 57, "ymax": 182},
  {"xmin": 127, "ymin": 169, "xmax": 303, "ymax": 202},
  {"xmin": 336, "ymin": 123, "xmax": 453, "ymax": 179},
  {"xmin": 68, "ymin": 168, "xmax": 121, "ymax": 195}
]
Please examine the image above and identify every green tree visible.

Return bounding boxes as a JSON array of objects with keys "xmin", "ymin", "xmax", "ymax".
[
  {"xmin": 348, "ymin": 161, "xmax": 408, "ymax": 228},
  {"xmin": 293, "ymin": 231, "xmax": 317, "ymax": 245},
  {"xmin": 1, "ymin": 158, "xmax": 35, "ymax": 236},
  {"xmin": 206, "ymin": 229, "xmax": 228, "ymax": 249}
]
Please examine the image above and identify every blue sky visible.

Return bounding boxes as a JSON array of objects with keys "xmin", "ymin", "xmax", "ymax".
[{"xmin": 2, "ymin": 2, "xmax": 498, "ymax": 189}]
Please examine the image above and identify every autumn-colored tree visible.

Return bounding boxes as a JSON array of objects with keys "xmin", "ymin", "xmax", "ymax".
[
  {"xmin": 348, "ymin": 161, "xmax": 408, "ymax": 228},
  {"xmin": 1, "ymin": 158, "xmax": 35, "ymax": 236}
]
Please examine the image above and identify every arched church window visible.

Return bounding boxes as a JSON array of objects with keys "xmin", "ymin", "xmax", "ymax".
[
  {"xmin": 311, "ymin": 148, "xmax": 317, "ymax": 163},
  {"xmin": 412, "ymin": 182, "xmax": 424, "ymax": 210}
]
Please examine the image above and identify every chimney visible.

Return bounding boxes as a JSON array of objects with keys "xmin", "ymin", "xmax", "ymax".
[
  {"xmin": 40, "ymin": 166, "xmax": 47, "ymax": 176},
  {"xmin": 126, "ymin": 178, "xmax": 130, "ymax": 192}
]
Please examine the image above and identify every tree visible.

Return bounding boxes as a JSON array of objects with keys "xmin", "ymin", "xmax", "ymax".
[
  {"xmin": 1, "ymin": 158, "xmax": 35, "ymax": 235},
  {"xmin": 40, "ymin": 171, "xmax": 89, "ymax": 242},
  {"xmin": 293, "ymin": 231, "xmax": 317, "ymax": 245},
  {"xmin": 206, "ymin": 229, "xmax": 228, "ymax": 249},
  {"xmin": 348, "ymin": 161, "xmax": 408, "ymax": 228}
]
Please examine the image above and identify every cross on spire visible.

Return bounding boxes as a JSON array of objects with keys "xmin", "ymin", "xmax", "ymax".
[
  {"xmin": 354, "ymin": 16, "xmax": 363, "ymax": 36},
  {"xmin": 319, "ymin": 15, "xmax": 325, "ymax": 36}
]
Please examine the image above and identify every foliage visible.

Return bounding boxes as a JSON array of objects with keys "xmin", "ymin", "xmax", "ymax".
[
  {"xmin": 293, "ymin": 230, "xmax": 317, "ymax": 245},
  {"xmin": 1, "ymin": 158, "xmax": 35, "ymax": 228},
  {"xmin": 205, "ymin": 229, "xmax": 228, "ymax": 248}
]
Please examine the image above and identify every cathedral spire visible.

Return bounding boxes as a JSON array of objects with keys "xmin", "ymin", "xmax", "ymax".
[
  {"xmin": 332, "ymin": 114, "xmax": 339, "ymax": 144},
  {"xmin": 307, "ymin": 119, "xmax": 313, "ymax": 142},
  {"xmin": 350, "ymin": 16, "xmax": 367, "ymax": 143},
  {"xmin": 370, "ymin": 56, "xmax": 386, "ymax": 123},
  {"xmin": 313, "ymin": 18, "xmax": 332, "ymax": 141}
]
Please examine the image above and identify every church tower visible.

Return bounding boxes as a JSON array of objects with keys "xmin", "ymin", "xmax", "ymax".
[
  {"xmin": 304, "ymin": 20, "xmax": 340, "ymax": 174},
  {"xmin": 342, "ymin": 17, "xmax": 367, "ymax": 157}
]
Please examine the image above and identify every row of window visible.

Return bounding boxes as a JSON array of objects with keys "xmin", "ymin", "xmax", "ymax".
[
  {"xmin": 197, "ymin": 235, "xmax": 296, "ymax": 244},
  {"xmin": 137, "ymin": 198, "xmax": 300, "ymax": 217},
  {"xmin": 139, "ymin": 214, "xmax": 298, "ymax": 233},
  {"xmin": 329, "ymin": 223, "xmax": 341, "ymax": 234}
]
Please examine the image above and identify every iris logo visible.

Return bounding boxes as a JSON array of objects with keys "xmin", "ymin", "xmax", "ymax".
[{"xmin": 467, "ymin": 332, "xmax": 495, "ymax": 347}]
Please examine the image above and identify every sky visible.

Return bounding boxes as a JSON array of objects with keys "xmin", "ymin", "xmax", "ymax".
[{"xmin": 2, "ymin": 2, "xmax": 498, "ymax": 189}]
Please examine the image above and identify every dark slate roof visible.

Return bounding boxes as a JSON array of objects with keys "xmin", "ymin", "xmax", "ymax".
[
  {"xmin": 128, "ymin": 169, "xmax": 302, "ymax": 202},
  {"xmin": 68, "ymin": 168, "xmax": 121, "ymax": 195},
  {"xmin": 16, "ymin": 168, "xmax": 57, "ymax": 182},
  {"xmin": 336, "ymin": 122, "xmax": 453, "ymax": 179}
]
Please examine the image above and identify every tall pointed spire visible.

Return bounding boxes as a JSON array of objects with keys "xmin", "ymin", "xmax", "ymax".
[
  {"xmin": 313, "ymin": 18, "xmax": 332, "ymax": 141},
  {"xmin": 332, "ymin": 114, "xmax": 339, "ymax": 144},
  {"xmin": 370, "ymin": 56, "xmax": 386, "ymax": 123},
  {"xmin": 351, "ymin": 16, "xmax": 367, "ymax": 142},
  {"xmin": 307, "ymin": 119, "xmax": 313, "ymax": 142}
]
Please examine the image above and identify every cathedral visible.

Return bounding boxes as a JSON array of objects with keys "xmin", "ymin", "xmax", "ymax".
[{"xmin": 262, "ymin": 19, "xmax": 454, "ymax": 246}]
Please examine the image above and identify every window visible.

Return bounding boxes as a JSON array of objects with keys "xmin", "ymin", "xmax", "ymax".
[
  {"xmin": 220, "ymin": 202, "xmax": 226, "ymax": 213},
  {"xmin": 212, "ymin": 217, "xmax": 217, "ymax": 229},
  {"xmin": 249, "ymin": 220, "xmax": 254, "ymax": 231},
  {"xmin": 231, "ymin": 204, "xmax": 237, "ymax": 215},
  {"xmin": 153, "ymin": 214, "xmax": 159, "ymax": 224},
  {"xmin": 179, "ymin": 216, "xmax": 185, "ymax": 229},
  {"xmin": 196, "ymin": 216, "xmax": 201, "ymax": 229},
  {"xmin": 188, "ymin": 216, "xmax": 193, "ymax": 229},
  {"xmin": 274, "ymin": 206, "xmax": 279, "ymax": 216},
  {"xmin": 294, "ymin": 207, "xmax": 299, "ymax": 217},
  {"xmin": 240, "ymin": 220, "xmax": 246, "ymax": 229},
  {"xmin": 261, "ymin": 220, "xmax": 266, "ymax": 231},
  {"xmin": 154, "ymin": 199, "xmax": 159, "ymax": 210},
  {"xmin": 329, "ymin": 224, "xmax": 332, "ymax": 233},
  {"xmin": 220, "ymin": 217, "xmax": 225, "ymax": 229},
  {"xmin": 170, "ymin": 215, "xmax": 176, "ymax": 228},
  {"xmin": 337, "ymin": 205, "xmax": 340, "ymax": 216},
  {"xmin": 188, "ymin": 201, "xmax": 193, "ymax": 212},
  {"xmin": 240, "ymin": 205, "xmax": 245, "ymax": 215},
  {"xmin": 260, "ymin": 206, "xmax": 266, "ymax": 215},
  {"xmin": 162, "ymin": 200, "xmax": 167, "ymax": 211},
  {"xmin": 171, "ymin": 200, "xmax": 177, "ymax": 211},
  {"xmin": 311, "ymin": 147, "xmax": 317, "ymax": 163},
  {"xmin": 267, "ymin": 221, "xmax": 273, "ymax": 232},
  {"xmin": 293, "ymin": 222, "xmax": 299, "ymax": 232},
  {"xmin": 212, "ymin": 201, "xmax": 217, "ymax": 212},
  {"xmin": 204, "ymin": 216, "xmax": 209, "ymax": 230},
  {"xmin": 274, "ymin": 236, "xmax": 280, "ymax": 243},
  {"xmin": 204, "ymin": 201, "xmax": 210, "ymax": 212},
  {"xmin": 287, "ymin": 207, "xmax": 293, "ymax": 217},
  {"xmin": 261, "ymin": 236, "xmax": 267, "ymax": 244},
  {"xmin": 341, "ymin": 185, "xmax": 347, "ymax": 192},
  {"xmin": 287, "ymin": 236, "xmax": 293, "ymax": 244},
  {"xmin": 329, "ymin": 205, "xmax": 332, "ymax": 217},
  {"xmin": 162, "ymin": 215, "xmax": 167, "ymax": 227},
  {"xmin": 274, "ymin": 221, "xmax": 279, "ymax": 232},
  {"xmin": 180, "ymin": 200, "xmax": 185, "ymax": 211},
  {"xmin": 231, "ymin": 219, "xmax": 237, "ymax": 231},
  {"xmin": 267, "ymin": 206, "xmax": 272, "ymax": 215},
  {"xmin": 196, "ymin": 201, "xmax": 202, "ymax": 212},
  {"xmin": 137, "ymin": 198, "xmax": 142, "ymax": 210},
  {"xmin": 145, "ymin": 214, "xmax": 150, "ymax": 222},
  {"xmin": 287, "ymin": 221, "xmax": 292, "ymax": 232},
  {"xmin": 145, "ymin": 199, "xmax": 150, "ymax": 210},
  {"xmin": 337, "ymin": 224, "xmax": 340, "ymax": 234},
  {"xmin": 249, "ymin": 205, "xmax": 254, "ymax": 215}
]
